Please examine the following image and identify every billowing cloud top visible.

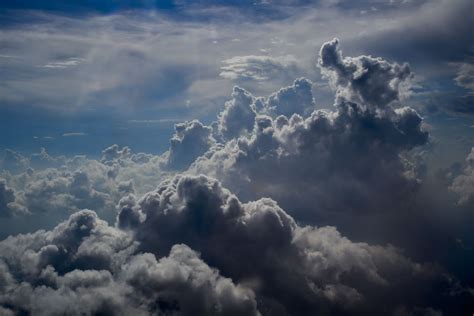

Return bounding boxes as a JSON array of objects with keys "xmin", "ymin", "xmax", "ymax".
[{"xmin": 0, "ymin": 38, "xmax": 473, "ymax": 316}]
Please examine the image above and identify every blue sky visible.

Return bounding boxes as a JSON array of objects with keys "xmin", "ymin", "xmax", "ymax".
[{"xmin": 0, "ymin": 0, "xmax": 472, "ymax": 158}]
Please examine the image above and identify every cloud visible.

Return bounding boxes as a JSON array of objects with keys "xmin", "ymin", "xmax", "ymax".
[
  {"xmin": 265, "ymin": 77, "xmax": 315, "ymax": 117},
  {"xmin": 191, "ymin": 39, "xmax": 428, "ymax": 242},
  {"xmin": 319, "ymin": 37, "xmax": 412, "ymax": 109},
  {"xmin": 0, "ymin": 36, "xmax": 473, "ymax": 315},
  {"xmin": 0, "ymin": 209, "xmax": 259, "ymax": 315},
  {"xmin": 217, "ymin": 86, "xmax": 257, "ymax": 140},
  {"xmin": 62, "ymin": 132, "xmax": 87, "ymax": 137},
  {"xmin": 449, "ymin": 147, "xmax": 474, "ymax": 206},
  {"xmin": 220, "ymin": 55, "xmax": 299, "ymax": 82},
  {"xmin": 0, "ymin": 175, "xmax": 469, "ymax": 315},
  {"xmin": 120, "ymin": 174, "xmax": 470, "ymax": 315},
  {"xmin": 0, "ymin": 179, "xmax": 28, "ymax": 217},
  {"xmin": 454, "ymin": 62, "xmax": 474, "ymax": 91},
  {"xmin": 0, "ymin": 146, "xmax": 171, "ymax": 227},
  {"xmin": 359, "ymin": 0, "xmax": 473, "ymax": 65},
  {"xmin": 40, "ymin": 57, "xmax": 84, "ymax": 69},
  {"xmin": 0, "ymin": 150, "xmax": 29, "ymax": 173},
  {"xmin": 167, "ymin": 120, "xmax": 215, "ymax": 170}
]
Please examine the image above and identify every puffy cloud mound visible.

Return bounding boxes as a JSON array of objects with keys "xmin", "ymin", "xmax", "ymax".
[
  {"xmin": 218, "ymin": 86, "xmax": 257, "ymax": 140},
  {"xmin": 0, "ymin": 171, "xmax": 471, "ymax": 315},
  {"xmin": 0, "ymin": 147, "xmax": 171, "ymax": 228},
  {"xmin": 0, "ymin": 209, "xmax": 259, "ymax": 315},
  {"xmin": 319, "ymin": 38, "xmax": 412, "ymax": 109},
  {"xmin": 115, "ymin": 175, "xmax": 469, "ymax": 315},
  {"xmin": 191, "ymin": 40, "xmax": 428, "ymax": 230},
  {"xmin": 0, "ymin": 179, "xmax": 27, "ymax": 217},
  {"xmin": 167, "ymin": 120, "xmax": 215, "ymax": 170},
  {"xmin": 265, "ymin": 77, "xmax": 315, "ymax": 117},
  {"xmin": 455, "ymin": 62, "xmax": 474, "ymax": 91},
  {"xmin": 101, "ymin": 144, "xmax": 132, "ymax": 165},
  {"xmin": 0, "ymin": 150, "xmax": 29, "ymax": 174},
  {"xmin": 449, "ymin": 147, "xmax": 474, "ymax": 206}
]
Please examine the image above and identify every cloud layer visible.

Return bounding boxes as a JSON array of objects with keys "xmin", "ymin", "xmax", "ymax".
[
  {"xmin": 2, "ymin": 175, "xmax": 470, "ymax": 315},
  {"xmin": 0, "ymin": 38, "xmax": 473, "ymax": 315}
]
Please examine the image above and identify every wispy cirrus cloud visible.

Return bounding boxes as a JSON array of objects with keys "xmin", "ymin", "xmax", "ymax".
[
  {"xmin": 40, "ymin": 57, "xmax": 84, "ymax": 69},
  {"xmin": 220, "ymin": 54, "xmax": 299, "ymax": 81},
  {"xmin": 62, "ymin": 132, "xmax": 87, "ymax": 137}
]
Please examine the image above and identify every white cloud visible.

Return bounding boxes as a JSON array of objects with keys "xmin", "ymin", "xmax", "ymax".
[
  {"xmin": 220, "ymin": 55, "xmax": 299, "ymax": 81},
  {"xmin": 454, "ymin": 62, "xmax": 474, "ymax": 91},
  {"xmin": 62, "ymin": 132, "xmax": 87, "ymax": 137},
  {"xmin": 40, "ymin": 57, "xmax": 84, "ymax": 69},
  {"xmin": 449, "ymin": 147, "xmax": 474, "ymax": 206}
]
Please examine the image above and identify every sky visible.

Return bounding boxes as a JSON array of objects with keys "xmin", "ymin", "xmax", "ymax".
[{"xmin": 0, "ymin": 0, "xmax": 473, "ymax": 315}]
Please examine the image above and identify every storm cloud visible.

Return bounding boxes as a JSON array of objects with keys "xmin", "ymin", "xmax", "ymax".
[
  {"xmin": 1, "ymin": 175, "xmax": 470, "ymax": 315},
  {"xmin": 0, "ymin": 36, "xmax": 473, "ymax": 316}
]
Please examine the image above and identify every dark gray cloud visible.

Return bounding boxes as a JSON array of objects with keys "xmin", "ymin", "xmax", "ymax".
[
  {"xmin": 0, "ymin": 33, "xmax": 473, "ymax": 316},
  {"xmin": 7, "ymin": 176, "xmax": 460, "ymax": 315},
  {"xmin": 167, "ymin": 120, "xmax": 215, "ymax": 170},
  {"xmin": 265, "ymin": 77, "xmax": 315, "ymax": 117},
  {"xmin": 10, "ymin": 173, "xmax": 461, "ymax": 315},
  {"xmin": 319, "ymin": 38, "xmax": 412, "ymax": 109},
  {"xmin": 218, "ymin": 87, "xmax": 257, "ymax": 140},
  {"xmin": 116, "ymin": 174, "xmax": 471, "ymax": 315},
  {"xmin": 449, "ymin": 147, "xmax": 474, "ymax": 206},
  {"xmin": 0, "ymin": 209, "xmax": 259, "ymax": 315},
  {"xmin": 192, "ymin": 39, "xmax": 428, "ymax": 241}
]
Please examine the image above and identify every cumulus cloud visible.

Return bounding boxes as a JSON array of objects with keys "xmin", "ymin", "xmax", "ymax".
[
  {"xmin": 454, "ymin": 62, "xmax": 474, "ymax": 91},
  {"xmin": 118, "ymin": 175, "xmax": 470, "ymax": 314},
  {"xmin": 218, "ymin": 86, "xmax": 257, "ymax": 140},
  {"xmin": 0, "ymin": 209, "xmax": 259, "ymax": 315},
  {"xmin": 191, "ymin": 39, "xmax": 428, "ymax": 238},
  {"xmin": 167, "ymin": 120, "xmax": 215, "ymax": 170},
  {"xmin": 319, "ymin": 38, "xmax": 412, "ymax": 109},
  {"xmin": 449, "ymin": 147, "xmax": 474, "ymax": 206},
  {"xmin": 0, "ymin": 179, "xmax": 28, "ymax": 217},
  {"xmin": 1, "ymin": 38, "xmax": 473, "ymax": 315},
  {"xmin": 0, "ymin": 146, "xmax": 172, "ymax": 228},
  {"xmin": 265, "ymin": 77, "xmax": 315, "ymax": 117},
  {"xmin": 0, "ymin": 175, "xmax": 469, "ymax": 315},
  {"xmin": 220, "ymin": 55, "xmax": 299, "ymax": 82},
  {"xmin": 101, "ymin": 144, "xmax": 132, "ymax": 164},
  {"xmin": 0, "ymin": 150, "xmax": 29, "ymax": 174}
]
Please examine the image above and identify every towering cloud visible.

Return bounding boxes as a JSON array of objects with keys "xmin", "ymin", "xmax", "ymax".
[
  {"xmin": 167, "ymin": 120, "xmax": 215, "ymax": 170},
  {"xmin": 218, "ymin": 87, "xmax": 257, "ymax": 140},
  {"xmin": 191, "ymin": 39, "xmax": 428, "ymax": 240},
  {"xmin": 319, "ymin": 38, "xmax": 412, "ymax": 109},
  {"xmin": 0, "ymin": 39, "xmax": 472, "ymax": 316}
]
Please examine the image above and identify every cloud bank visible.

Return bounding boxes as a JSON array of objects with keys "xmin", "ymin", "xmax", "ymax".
[
  {"xmin": 1, "ymin": 175, "xmax": 470, "ymax": 315},
  {"xmin": 0, "ymin": 38, "xmax": 473, "ymax": 315}
]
